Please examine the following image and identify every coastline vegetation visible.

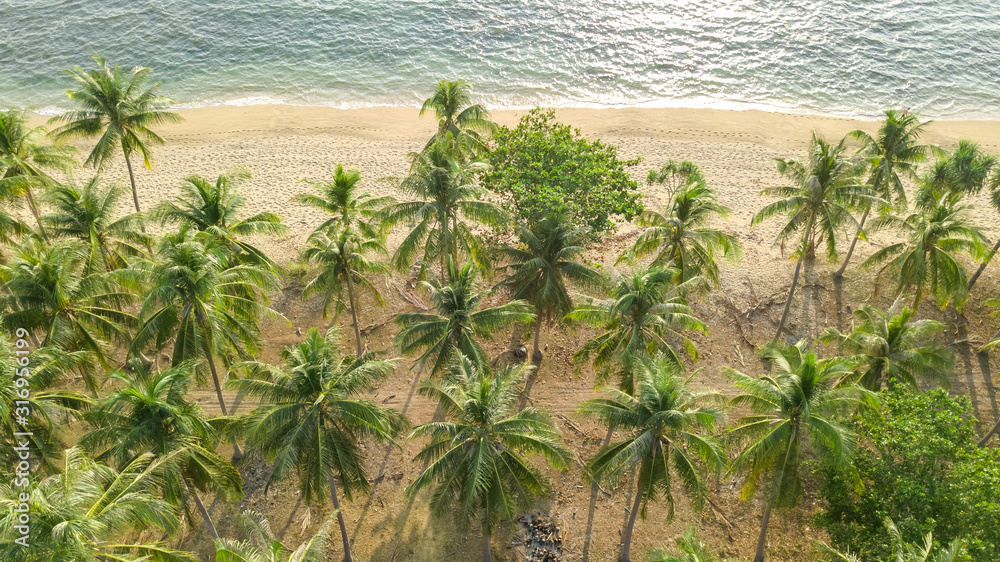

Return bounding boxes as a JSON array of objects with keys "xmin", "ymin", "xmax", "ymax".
[{"xmin": 2, "ymin": 62, "xmax": 1000, "ymax": 562}]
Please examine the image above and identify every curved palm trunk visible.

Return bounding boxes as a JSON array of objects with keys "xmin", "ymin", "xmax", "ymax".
[
  {"xmin": 344, "ymin": 272, "xmax": 363, "ymax": 357},
  {"xmin": 979, "ymin": 415, "xmax": 1000, "ymax": 447},
  {"xmin": 531, "ymin": 318, "xmax": 543, "ymax": 365},
  {"xmin": 754, "ymin": 426, "xmax": 798, "ymax": 562},
  {"xmin": 834, "ymin": 207, "xmax": 870, "ymax": 278},
  {"xmin": 205, "ymin": 353, "xmax": 243, "ymax": 459},
  {"xmin": 190, "ymin": 485, "xmax": 219, "ymax": 540},
  {"xmin": 619, "ymin": 477, "xmax": 644, "ymax": 562},
  {"xmin": 125, "ymin": 150, "xmax": 146, "ymax": 219},
  {"xmin": 328, "ymin": 473, "xmax": 355, "ymax": 562},
  {"xmin": 774, "ymin": 257, "xmax": 804, "ymax": 341},
  {"xmin": 482, "ymin": 508, "xmax": 491, "ymax": 562},
  {"xmin": 968, "ymin": 237, "xmax": 1000, "ymax": 291}
]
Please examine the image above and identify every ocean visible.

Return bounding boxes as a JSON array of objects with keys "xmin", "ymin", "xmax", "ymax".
[{"xmin": 1, "ymin": 0, "xmax": 999, "ymax": 119}]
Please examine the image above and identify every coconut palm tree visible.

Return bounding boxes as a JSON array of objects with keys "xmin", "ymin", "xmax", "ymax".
[
  {"xmin": 129, "ymin": 229, "xmax": 280, "ymax": 432},
  {"xmin": 0, "ymin": 447, "xmax": 196, "ymax": 562},
  {"xmin": 726, "ymin": 341, "xmax": 872, "ymax": 562},
  {"xmin": 923, "ymin": 140, "xmax": 997, "ymax": 200},
  {"xmin": 80, "ymin": 361, "xmax": 243, "ymax": 540},
  {"xmin": 566, "ymin": 266, "xmax": 706, "ymax": 394},
  {"xmin": 627, "ymin": 160, "xmax": 741, "ymax": 288},
  {"xmin": 152, "ymin": 167, "xmax": 287, "ymax": 270},
  {"xmin": 578, "ymin": 354, "xmax": 726, "ymax": 562},
  {"xmin": 214, "ymin": 510, "xmax": 337, "ymax": 562},
  {"xmin": 835, "ymin": 110, "xmax": 931, "ymax": 277},
  {"xmin": 227, "ymin": 328, "xmax": 405, "ymax": 562},
  {"xmin": 0, "ymin": 238, "xmax": 136, "ymax": 376},
  {"xmin": 295, "ymin": 164, "xmax": 394, "ymax": 241},
  {"xmin": 0, "ymin": 339, "xmax": 92, "ymax": 473},
  {"xmin": 646, "ymin": 526, "xmax": 720, "ymax": 562},
  {"xmin": 818, "ymin": 303, "xmax": 953, "ymax": 391},
  {"xmin": 496, "ymin": 214, "xmax": 605, "ymax": 363},
  {"xmin": 751, "ymin": 133, "xmax": 874, "ymax": 339},
  {"xmin": 394, "ymin": 258, "xmax": 535, "ymax": 378},
  {"xmin": 861, "ymin": 190, "xmax": 987, "ymax": 311},
  {"xmin": 406, "ymin": 354, "xmax": 571, "ymax": 562},
  {"xmin": 301, "ymin": 226, "xmax": 390, "ymax": 356},
  {"xmin": 42, "ymin": 176, "xmax": 151, "ymax": 273},
  {"xmin": 419, "ymin": 78, "xmax": 496, "ymax": 156},
  {"xmin": 0, "ymin": 210, "xmax": 29, "ymax": 264},
  {"xmin": 0, "ymin": 108, "xmax": 77, "ymax": 236},
  {"xmin": 383, "ymin": 135, "xmax": 506, "ymax": 279},
  {"xmin": 51, "ymin": 56, "xmax": 182, "ymax": 213}
]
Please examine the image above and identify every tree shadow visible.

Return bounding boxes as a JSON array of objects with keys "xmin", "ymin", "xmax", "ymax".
[
  {"xmin": 581, "ymin": 429, "xmax": 614, "ymax": 562},
  {"xmin": 833, "ymin": 276, "xmax": 845, "ymax": 333},
  {"xmin": 977, "ymin": 347, "xmax": 998, "ymax": 429},
  {"xmin": 351, "ymin": 366, "xmax": 425, "ymax": 539},
  {"xmin": 953, "ymin": 313, "xmax": 981, "ymax": 426}
]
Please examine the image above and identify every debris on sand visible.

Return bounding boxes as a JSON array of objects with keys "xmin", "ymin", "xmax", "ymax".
[{"xmin": 516, "ymin": 514, "xmax": 563, "ymax": 561}]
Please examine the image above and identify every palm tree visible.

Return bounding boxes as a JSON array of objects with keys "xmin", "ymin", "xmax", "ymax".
[
  {"xmin": 751, "ymin": 133, "xmax": 873, "ymax": 339},
  {"xmin": 0, "ymin": 209, "xmax": 29, "ymax": 258},
  {"xmin": 43, "ymin": 176, "xmax": 151, "ymax": 273},
  {"xmin": 1, "ymin": 339, "xmax": 91, "ymax": 472},
  {"xmin": 818, "ymin": 517, "xmax": 965, "ymax": 562},
  {"xmin": 51, "ymin": 56, "xmax": 183, "ymax": 213},
  {"xmin": 627, "ymin": 160, "xmax": 741, "ymax": 287},
  {"xmin": 152, "ymin": 167, "xmax": 287, "ymax": 269},
  {"xmin": 214, "ymin": 510, "xmax": 337, "ymax": 562},
  {"xmin": 566, "ymin": 266, "xmax": 706, "ymax": 394},
  {"xmin": 80, "ymin": 361, "xmax": 243, "ymax": 540},
  {"xmin": 726, "ymin": 341, "xmax": 872, "ymax": 562},
  {"xmin": 406, "ymin": 354, "xmax": 571, "ymax": 562},
  {"xmin": 0, "ymin": 238, "xmax": 136, "ymax": 376},
  {"xmin": 0, "ymin": 108, "xmax": 77, "ymax": 235},
  {"xmin": 419, "ymin": 78, "xmax": 496, "ymax": 156},
  {"xmin": 394, "ymin": 258, "xmax": 535, "ymax": 378},
  {"xmin": 496, "ymin": 214, "xmax": 605, "ymax": 363},
  {"xmin": 647, "ymin": 526, "xmax": 720, "ymax": 562},
  {"xmin": 0, "ymin": 447, "xmax": 196, "ymax": 562},
  {"xmin": 129, "ymin": 230, "xmax": 280, "ymax": 429},
  {"xmin": 818, "ymin": 303, "xmax": 953, "ymax": 391},
  {"xmin": 295, "ymin": 164, "xmax": 395, "ymax": 241},
  {"xmin": 228, "ymin": 328, "xmax": 405, "ymax": 562},
  {"xmin": 861, "ymin": 189, "xmax": 987, "ymax": 311},
  {"xmin": 923, "ymin": 140, "xmax": 997, "ymax": 199},
  {"xmin": 301, "ymin": 226, "xmax": 390, "ymax": 356},
  {"xmin": 835, "ymin": 110, "xmax": 931, "ymax": 277},
  {"xmin": 383, "ymin": 135, "xmax": 506, "ymax": 279},
  {"xmin": 578, "ymin": 354, "xmax": 726, "ymax": 562}
]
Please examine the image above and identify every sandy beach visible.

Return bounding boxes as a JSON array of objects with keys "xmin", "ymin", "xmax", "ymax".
[{"xmin": 23, "ymin": 105, "xmax": 1000, "ymax": 560}]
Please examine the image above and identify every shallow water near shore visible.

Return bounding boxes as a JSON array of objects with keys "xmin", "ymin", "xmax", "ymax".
[{"xmin": 2, "ymin": 0, "xmax": 999, "ymax": 119}]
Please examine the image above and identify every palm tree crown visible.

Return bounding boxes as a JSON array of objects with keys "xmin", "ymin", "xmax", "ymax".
[
  {"xmin": 301, "ymin": 225, "xmax": 390, "ymax": 356},
  {"xmin": 628, "ymin": 160, "xmax": 741, "ymax": 287},
  {"xmin": 578, "ymin": 354, "xmax": 725, "ymax": 562},
  {"xmin": 43, "ymin": 176, "xmax": 151, "ymax": 273},
  {"xmin": 567, "ymin": 266, "xmax": 706, "ymax": 394},
  {"xmin": 419, "ymin": 79, "xmax": 496, "ymax": 156},
  {"xmin": 296, "ymin": 164, "xmax": 394, "ymax": 241},
  {"xmin": 152, "ymin": 167, "xmax": 287, "ymax": 269},
  {"xmin": 51, "ymin": 55, "xmax": 183, "ymax": 212},
  {"xmin": 394, "ymin": 259, "xmax": 535, "ymax": 378},
  {"xmin": 819, "ymin": 303, "xmax": 953, "ymax": 391},
  {"xmin": 406, "ymin": 355, "xmax": 571, "ymax": 562},
  {"xmin": 384, "ymin": 135, "xmax": 505, "ymax": 278},
  {"xmin": 862, "ymin": 189, "xmax": 987, "ymax": 311}
]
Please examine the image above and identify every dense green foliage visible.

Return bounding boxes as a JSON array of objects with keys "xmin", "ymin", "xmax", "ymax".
[
  {"xmin": 480, "ymin": 108, "xmax": 643, "ymax": 236},
  {"xmin": 817, "ymin": 387, "xmax": 1000, "ymax": 560}
]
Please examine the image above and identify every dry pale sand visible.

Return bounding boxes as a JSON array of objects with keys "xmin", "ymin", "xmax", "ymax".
[{"xmin": 25, "ymin": 105, "xmax": 1000, "ymax": 561}]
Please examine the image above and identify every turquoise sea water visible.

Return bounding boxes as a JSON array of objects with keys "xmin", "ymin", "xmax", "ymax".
[{"xmin": 1, "ymin": 0, "xmax": 999, "ymax": 118}]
